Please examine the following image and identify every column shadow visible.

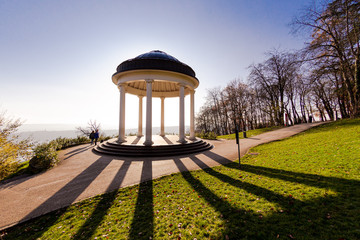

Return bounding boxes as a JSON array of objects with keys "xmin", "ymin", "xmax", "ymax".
[
  {"xmin": 64, "ymin": 145, "xmax": 93, "ymax": 160},
  {"xmin": 64, "ymin": 145, "xmax": 92, "ymax": 156},
  {"xmin": 16, "ymin": 156, "xmax": 113, "ymax": 239},
  {"xmin": 131, "ymin": 137, "xmax": 142, "ymax": 145},
  {"xmin": 238, "ymin": 164, "xmax": 360, "ymax": 193},
  {"xmin": 129, "ymin": 160, "xmax": 153, "ymax": 239},
  {"xmin": 189, "ymin": 156, "xmax": 304, "ymax": 209},
  {"xmin": 161, "ymin": 136, "xmax": 174, "ymax": 145},
  {"xmin": 176, "ymin": 155, "xmax": 360, "ymax": 238},
  {"xmin": 202, "ymin": 150, "xmax": 233, "ymax": 165},
  {"xmin": 72, "ymin": 160, "xmax": 131, "ymax": 239},
  {"xmin": 173, "ymin": 157, "xmax": 245, "ymax": 238},
  {"xmin": 0, "ymin": 174, "xmax": 38, "ymax": 190}
]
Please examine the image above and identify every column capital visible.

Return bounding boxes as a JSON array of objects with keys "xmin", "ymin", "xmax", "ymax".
[
  {"xmin": 138, "ymin": 95, "xmax": 144, "ymax": 99},
  {"xmin": 117, "ymin": 83, "xmax": 127, "ymax": 92},
  {"xmin": 145, "ymin": 79, "xmax": 154, "ymax": 83},
  {"xmin": 190, "ymin": 89, "xmax": 195, "ymax": 94},
  {"xmin": 177, "ymin": 83, "xmax": 186, "ymax": 88}
]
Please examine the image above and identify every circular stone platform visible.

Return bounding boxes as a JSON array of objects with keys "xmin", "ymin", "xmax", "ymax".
[{"xmin": 93, "ymin": 135, "xmax": 213, "ymax": 157}]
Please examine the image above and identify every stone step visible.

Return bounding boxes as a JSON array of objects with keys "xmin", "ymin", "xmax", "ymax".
[
  {"xmin": 103, "ymin": 139, "xmax": 205, "ymax": 150},
  {"xmin": 97, "ymin": 142, "xmax": 211, "ymax": 155},
  {"xmin": 93, "ymin": 139, "xmax": 213, "ymax": 157}
]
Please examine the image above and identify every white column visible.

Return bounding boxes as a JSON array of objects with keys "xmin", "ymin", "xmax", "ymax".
[
  {"xmin": 137, "ymin": 95, "xmax": 143, "ymax": 137},
  {"xmin": 178, "ymin": 84, "xmax": 187, "ymax": 143},
  {"xmin": 189, "ymin": 89, "xmax": 196, "ymax": 140},
  {"xmin": 118, "ymin": 83, "xmax": 126, "ymax": 143},
  {"xmin": 144, "ymin": 79, "xmax": 154, "ymax": 146},
  {"xmin": 160, "ymin": 97, "xmax": 165, "ymax": 137}
]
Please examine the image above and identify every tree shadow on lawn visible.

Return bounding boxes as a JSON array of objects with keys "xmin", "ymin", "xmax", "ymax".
[{"xmin": 175, "ymin": 156, "xmax": 360, "ymax": 239}]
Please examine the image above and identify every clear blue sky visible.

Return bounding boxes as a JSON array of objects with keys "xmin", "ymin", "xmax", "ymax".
[{"xmin": 0, "ymin": 0, "xmax": 312, "ymax": 130}]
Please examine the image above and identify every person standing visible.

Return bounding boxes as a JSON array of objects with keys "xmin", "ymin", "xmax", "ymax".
[
  {"xmin": 89, "ymin": 130, "xmax": 95, "ymax": 145},
  {"xmin": 94, "ymin": 129, "xmax": 99, "ymax": 145}
]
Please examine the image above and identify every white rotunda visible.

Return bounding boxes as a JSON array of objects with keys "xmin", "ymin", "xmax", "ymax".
[{"xmin": 112, "ymin": 50, "xmax": 199, "ymax": 146}]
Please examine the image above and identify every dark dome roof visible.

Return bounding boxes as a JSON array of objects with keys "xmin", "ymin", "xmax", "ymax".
[{"xmin": 114, "ymin": 50, "xmax": 197, "ymax": 79}]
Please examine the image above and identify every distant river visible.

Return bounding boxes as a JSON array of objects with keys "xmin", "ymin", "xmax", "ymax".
[{"xmin": 18, "ymin": 126, "xmax": 186, "ymax": 143}]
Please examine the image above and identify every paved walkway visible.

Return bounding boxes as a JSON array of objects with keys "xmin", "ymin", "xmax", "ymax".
[{"xmin": 0, "ymin": 122, "xmax": 322, "ymax": 230}]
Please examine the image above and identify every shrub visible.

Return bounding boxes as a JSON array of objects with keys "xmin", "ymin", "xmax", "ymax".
[
  {"xmin": 50, "ymin": 136, "xmax": 90, "ymax": 150},
  {"xmin": 29, "ymin": 142, "xmax": 59, "ymax": 173},
  {"xmin": 100, "ymin": 135, "xmax": 112, "ymax": 142},
  {"xmin": 195, "ymin": 131, "xmax": 217, "ymax": 140},
  {"xmin": 0, "ymin": 112, "xmax": 33, "ymax": 181},
  {"xmin": 5, "ymin": 132, "xmax": 114, "ymax": 178},
  {"xmin": 48, "ymin": 135, "xmax": 112, "ymax": 151}
]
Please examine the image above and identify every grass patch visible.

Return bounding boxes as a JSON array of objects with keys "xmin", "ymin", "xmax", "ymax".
[
  {"xmin": 1, "ymin": 161, "xmax": 31, "ymax": 181},
  {"xmin": 217, "ymin": 126, "xmax": 283, "ymax": 140},
  {"xmin": 2, "ymin": 119, "xmax": 360, "ymax": 239}
]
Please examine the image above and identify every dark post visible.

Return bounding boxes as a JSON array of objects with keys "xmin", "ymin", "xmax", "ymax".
[
  {"xmin": 235, "ymin": 126, "xmax": 240, "ymax": 167},
  {"xmin": 242, "ymin": 119, "xmax": 247, "ymax": 138},
  {"xmin": 235, "ymin": 127, "xmax": 239, "ymax": 144}
]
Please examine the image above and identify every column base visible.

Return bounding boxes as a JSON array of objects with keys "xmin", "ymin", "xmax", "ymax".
[
  {"xmin": 188, "ymin": 137, "xmax": 196, "ymax": 141},
  {"xmin": 160, "ymin": 134, "xmax": 165, "ymax": 137},
  {"xmin": 143, "ymin": 140, "xmax": 154, "ymax": 146},
  {"xmin": 177, "ymin": 138, "xmax": 187, "ymax": 144},
  {"xmin": 117, "ymin": 138, "xmax": 127, "ymax": 144},
  {"xmin": 137, "ymin": 134, "xmax": 143, "ymax": 138}
]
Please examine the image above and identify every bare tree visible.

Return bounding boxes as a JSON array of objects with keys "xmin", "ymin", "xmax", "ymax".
[
  {"xmin": 76, "ymin": 120, "xmax": 101, "ymax": 137},
  {"xmin": 249, "ymin": 50, "xmax": 301, "ymax": 125},
  {"xmin": 195, "ymin": 0, "xmax": 359, "ymax": 136},
  {"xmin": 293, "ymin": 0, "xmax": 360, "ymax": 116}
]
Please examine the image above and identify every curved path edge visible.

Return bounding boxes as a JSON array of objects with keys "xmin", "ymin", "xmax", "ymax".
[{"xmin": 0, "ymin": 122, "xmax": 324, "ymax": 230}]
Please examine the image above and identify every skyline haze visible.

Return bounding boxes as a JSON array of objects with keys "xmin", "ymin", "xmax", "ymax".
[{"xmin": 1, "ymin": 0, "xmax": 314, "ymax": 129}]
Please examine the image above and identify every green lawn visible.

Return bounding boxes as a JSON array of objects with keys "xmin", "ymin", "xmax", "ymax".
[
  {"xmin": 2, "ymin": 119, "xmax": 360, "ymax": 239},
  {"xmin": 217, "ymin": 126, "xmax": 283, "ymax": 140},
  {"xmin": 2, "ymin": 161, "xmax": 31, "ymax": 181}
]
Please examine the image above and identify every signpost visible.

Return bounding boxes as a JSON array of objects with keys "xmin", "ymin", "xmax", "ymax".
[{"xmin": 235, "ymin": 126, "xmax": 241, "ymax": 167}]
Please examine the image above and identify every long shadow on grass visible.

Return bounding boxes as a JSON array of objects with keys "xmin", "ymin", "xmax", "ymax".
[
  {"xmin": 129, "ymin": 160, "xmax": 153, "ymax": 240},
  {"xmin": 189, "ymin": 156, "xmax": 305, "ymax": 212},
  {"xmin": 224, "ymin": 163, "xmax": 360, "ymax": 192},
  {"xmin": 72, "ymin": 160, "xmax": 131, "ymax": 239},
  {"xmin": 237, "ymin": 163, "xmax": 360, "ymax": 199},
  {"xmin": 173, "ymin": 157, "xmax": 245, "ymax": 238},
  {"xmin": 8, "ymin": 156, "xmax": 113, "ymax": 239},
  {"xmin": 202, "ymin": 151, "xmax": 233, "ymax": 165},
  {"xmin": 188, "ymin": 155, "xmax": 360, "ymax": 239}
]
